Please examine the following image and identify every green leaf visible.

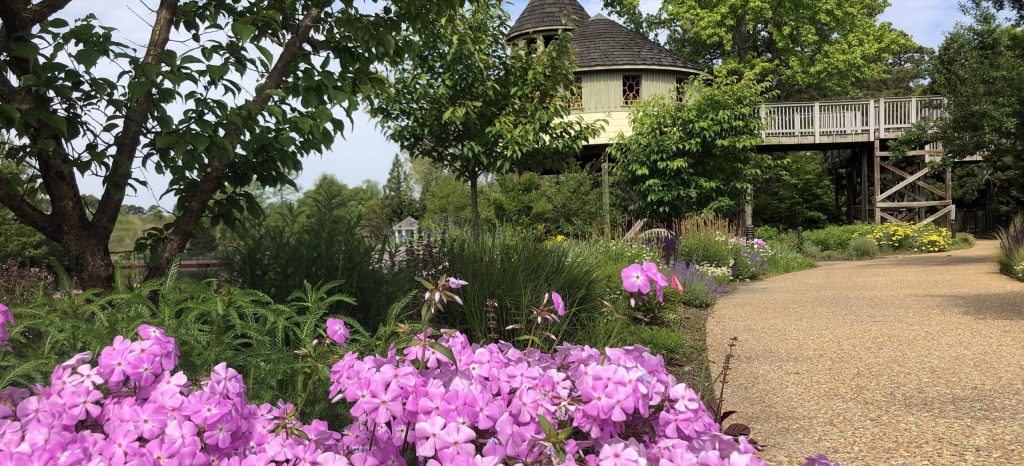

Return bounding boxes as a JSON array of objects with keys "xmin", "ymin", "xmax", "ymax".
[
  {"xmin": 427, "ymin": 342, "xmax": 457, "ymax": 367},
  {"xmin": 231, "ymin": 21, "xmax": 257, "ymax": 44}
]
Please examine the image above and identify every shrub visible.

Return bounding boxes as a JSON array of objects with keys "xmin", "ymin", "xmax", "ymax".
[
  {"xmin": 765, "ymin": 242, "xmax": 817, "ymax": 275},
  {"xmin": 997, "ymin": 214, "xmax": 1024, "ymax": 281},
  {"xmin": 803, "ymin": 223, "xmax": 872, "ymax": 253},
  {"xmin": 572, "ymin": 239, "xmax": 660, "ymax": 293},
  {"xmin": 676, "ymin": 231, "xmax": 732, "ymax": 267},
  {"xmin": 952, "ymin": 232, "xmax": 977, "ymax": 250},
  {"xmin": 865, "ymin": 222, "xmax": 953, "ymax": 253},
  {"xmin": 671, "ymin": 261, "xmax": 727, "ymax": 309},
  {"xmin": 0, "ymin": 261, "xmax": 56, "ymax": 304},
  {"xmin": 730, "ymin": 237, "xmax": 771, "ymax": 280},
  {"xmin": 436, "ymin": 232, "xmax": 606, "ymax": 346},
  {"xmin": 615, "ymin": 323, "xmax": 689, "ymax": 360},
  {"xmin": 222, "ymin": 194, "xmax": 405, "ymax": 329},
  {"xmin": 847, "ymin": 236, "xmax": 880, "ymax": 259}
]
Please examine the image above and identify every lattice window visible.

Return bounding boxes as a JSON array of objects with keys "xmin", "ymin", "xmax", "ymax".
[
  {"xmin": 569, "ymin": 76, "xmax": 583, "ymax": 109},
  {"xmin": 676, "ymin": 77, "xmax": 686, "ymax": 104},
  {"xmin": 622, "ymin": 75, "xmax": 642, "ymax": 105}
]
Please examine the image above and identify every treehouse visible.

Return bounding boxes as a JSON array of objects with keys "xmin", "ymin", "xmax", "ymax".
[
  {"xmin": 508, "ymin": 0, "xmax": 703, "ymax": 155},
  {"xmin": 509, "ymin": 1, "xmax": 967, "ymax": 230}
]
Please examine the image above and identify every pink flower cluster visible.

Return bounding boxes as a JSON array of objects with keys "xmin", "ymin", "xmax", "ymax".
[
  {"xmin": 329, "ymin": 330, "xmax": 764, "ymax": 466},
  {"xmin": 0, "ymin": 325, "xmax": 345, "ymax": 465}
]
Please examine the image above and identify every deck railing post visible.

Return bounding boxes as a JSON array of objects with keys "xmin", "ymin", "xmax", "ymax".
[
  {"xmin": 878, "ymin": 97, "xmax": 886, "ymax": 138},
  {"xmin": 813, "ymin": 102, "xmax": 820, "ymax": 143},
  {"xmin": 868, "ymin": 100, "xmax": 875, "ymax": 140},
  {"xmin": 759, "ymin": 104, "xmax": 766, "ymax": 138},
  {"xmin": 910, "ymin": 96, "xmax": 918, "ymax": 126}
]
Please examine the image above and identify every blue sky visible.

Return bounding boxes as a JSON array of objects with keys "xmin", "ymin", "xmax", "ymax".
[{"xmin": 70, "ymin": 0, "xmax": 965, "ymax": 207}]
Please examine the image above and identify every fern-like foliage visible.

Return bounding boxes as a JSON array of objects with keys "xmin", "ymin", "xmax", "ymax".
[{"xmin": 0, "ymin": 273, "xmax": 359, "ymax": 428}]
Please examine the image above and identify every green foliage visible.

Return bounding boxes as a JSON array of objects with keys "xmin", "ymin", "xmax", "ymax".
[
  {"xmin": 606, "ymin": 0, "xmax": 923, "ymax": 99},
  {"xmin": 610, "ymin": 71, "xmax": 773, "ymax": 223},
  {"xmin": 996, "ymin": 214, "xmax": 1024, "ymax": 281},
  {"xmin": 753, "ymin": 152, "xmax": 841, "ymax": 230},
  {"xmin": 676, "ymin": 232, "xmax": 732, "ymax": 268},
  {"xmin": 675, "ymin": 281, "xmax": 716, "ymax": 309},
  {"xmin": 896, "ymin": 4, "xmax": 1024, "ymax": 216},
  {"xmin": 372, "ymin": 0, "xmax": 602, "ymax": 233},
  {"xmin": 0, "ymin": 273, "xmax": 359, "ymax": 427},
  {"xmin": 847, "ymin": 236, "xmax": 880, "ymax": 259},
  {"xmin": 803, "ymin": 224, "xmax": 873, "ymax": 253},
  {"xmin": 0, "ymin": 0, "xmax": 461, "ymax": 287},
  {"xmin": 435, "ymin": 231, "xmax": 605, "ymax": 347},
  {"xmin": 615, "ymin": 324, "xmax": 688, "ymax": 361},
  {"xmin": 422, "ymin": 175, "xmax": 473, "ymax": 226},
  {"xmin": 569, "ymin": 240, "xmax": 660, "ymax": 296},
  {"xmin": 485, "ymin": 171, "xmax": 607, "ymax": 237},
  {"xmin": 221, "ymin": 179, "xmax": 400, "ymax": 328},
  {"xmin": 764, "ymin": 242, "xmax": 817, "ymax": 276}
]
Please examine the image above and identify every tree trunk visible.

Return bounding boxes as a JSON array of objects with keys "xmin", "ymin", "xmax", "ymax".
[
  {"xmin": 469, "ymin": 175, "xmax": 480, "ymax": 239},
  {"xmin": 65, "ymin": 231, "xmax": 116, "ymax": 290}
]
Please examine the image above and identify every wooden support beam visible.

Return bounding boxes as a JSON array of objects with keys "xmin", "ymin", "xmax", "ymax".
[
  {"xmin": 919, "ymin": 205, "xmax": 954, "ymax": 226},
  {"xmin": 877, "ymin": 200, "xmax": 952, "ymax": 208},
  {"xmin": 878, "ymin": 160, "xmax": 945, "ymax": 197},
  {"xmin": 879, "ymin": 211, "xmax": 902, "ymax": 223},
  {"xmin": 873, "ymin": 140, "xmax": 881, "ymax": 223},
  {"xmin": 861, "ymin": 149, "xmax": 869, "ymax": 222},
  {"xmin": 878, "ymin": 167, "xmax": 930, "ymax": 201},
  {"xmin": 945, "ymin": 167, "xmax": 953, "ymax": 231}
]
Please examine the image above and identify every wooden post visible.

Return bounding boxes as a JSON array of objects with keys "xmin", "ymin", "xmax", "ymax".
[
  {"xmin": 813, "ymin": 102, "xmax": 820, "ymax": 143},
  {"xmin": 861, "ymin": 148, "xmax": 869, "ymax": 222},
  {"xmin": 945, "ymin": 166, "xmax": 954, "ymax": 231},
  {"xmin": 868, "ymin": 99, "xmax": 876, "ymax": 140},
  {"xmin": 759, "ymin": 104, "xmax": 766, "ymax": 139},
  {"xmin": 910, "ymin": 96, "xmax": 918, "ymax": 125},
  {"xmin": 873, "ymin": 139, "xmax": 882, "ymax": 224},
  {"xmin": 878, "ymin": 97, "xmax": 885, "ymax": 138}
]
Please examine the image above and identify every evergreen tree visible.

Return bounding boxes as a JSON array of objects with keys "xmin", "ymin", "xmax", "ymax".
[{"xmin": 380, "ymin": 154, "xmax": 418, "ymax": 224}]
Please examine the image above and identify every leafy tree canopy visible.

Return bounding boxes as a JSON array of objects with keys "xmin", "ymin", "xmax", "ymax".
[
  {"xmin": 603, "ymin": 0, "xmax": 922, "ymax": 99},
  {"xmin": 0, "ymin": 0, "xmax": 458, "ymax": 288},
  {"xmin": 371, "ymin": 0, "xmax": 603, "ymax": 236},
  {"xmin": 894, "ymin": 2, "xmax": 1024, "ymax": 215},
  {"xmin": 610, "ymin": 71, "xmax": 773, "ymax": 223}
]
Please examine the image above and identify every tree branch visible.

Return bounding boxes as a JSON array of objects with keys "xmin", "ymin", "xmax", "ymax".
[
  {"xmin": 145, "ymin": 4, "xmax": 324, "ymax": 280},
  {"xmin": 0, "ymin": 177, "xmax": 60, "ymax": 242},
  {"xmin": 93, "ymin": 0, "xmax": 178, "ymax": 235}
]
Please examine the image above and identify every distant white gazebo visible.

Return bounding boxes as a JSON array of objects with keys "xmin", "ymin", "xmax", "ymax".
[{"xmin": 392, "ymin": 217, "xmax": 420, "ymax": 243}]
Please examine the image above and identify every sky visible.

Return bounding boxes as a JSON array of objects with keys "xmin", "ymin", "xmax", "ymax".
[{"xmin": 66, "ymin": 0, "xmax": 967, "ymax": 207}]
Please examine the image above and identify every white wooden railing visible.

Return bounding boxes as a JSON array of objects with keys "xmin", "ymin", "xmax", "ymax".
[{"xmin": 760, "ymin": 96, "xmax": 946, "ymax": 143}]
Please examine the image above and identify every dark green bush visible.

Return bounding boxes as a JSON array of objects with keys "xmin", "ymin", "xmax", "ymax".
[
  {"xmin": 615, "ymin": 324, "xmax": 688, "ymax": 361},
  {"xmin": 674, "ymin": 280, "xmax": 716, "ymax": 309},
  {"xmin": 676, "ymin": 231, "xmax": 732, "ymax": 267},
  {"xmin": 222, "ymin": 190, "xmax": 409, "ymax": 329}
]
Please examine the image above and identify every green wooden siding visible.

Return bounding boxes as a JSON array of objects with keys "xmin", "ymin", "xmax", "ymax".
[{"xmin": 577, "ymin": 70, "xmax": 691, "ymax": 113}]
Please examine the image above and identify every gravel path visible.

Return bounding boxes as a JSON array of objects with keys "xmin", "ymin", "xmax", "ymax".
[{"xmin": 707, "ymin": 240, "xmax": 1024, "ymax": 465}]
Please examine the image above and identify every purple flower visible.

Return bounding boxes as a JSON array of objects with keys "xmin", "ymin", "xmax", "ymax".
[
  {"xmin": 447, "ymin": 277, "xmax": 468, "ymax": 289},
  {"xmin": 802, "ymin": 454, "xmax": 842, "ymax": 466},
  {"xmin": 326, "ymin": 318, "xmax": 350, "ymax": 347},
  {"xmin": 620, "ymin": 264, "xmax": 650, "ymax": 294},
  {"xmin": 0, "ymin": 303, "xmax": 11, "ymax": 349},
  {"xmin": 551, "ymin": 291, "xmax": 565, "ymax": 316}
]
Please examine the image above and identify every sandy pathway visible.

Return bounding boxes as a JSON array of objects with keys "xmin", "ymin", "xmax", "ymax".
[{"xmin": 707, "ymin": 240, "xmax": 1024, "ymax": 465}]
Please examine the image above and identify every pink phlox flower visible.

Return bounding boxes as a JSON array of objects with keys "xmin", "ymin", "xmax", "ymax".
[
  {"xmin": 642, "ymin": 262, "xmax": 668, "ymax": 303},
  {"xmin": 415, "ymin": 416, "xmax": 446, "ymax": 457},
  {"xmin": 61, "ymin": 386, "xmax": 102, "ymax": 423},
  {"xmin": 620, "ymin": 264, "xmax": 650, "ymax": 294},
  {"xmin": 436, "ymin": 422, "xmax": 476, "ymax": 458},
  {"xmin": 598, "ymin": 442, "xmax": 642, "ymax": 466},
  {"xmin": 318, "ymin": 452, "xmax": 352, "ymax": 466},
  {"xmin": 551, "ymin": 291, "xmax": 565, "ymax": 316},
  {"xmin": 326, "ymin": 318, "xmax": 350, "ymax": 347}
]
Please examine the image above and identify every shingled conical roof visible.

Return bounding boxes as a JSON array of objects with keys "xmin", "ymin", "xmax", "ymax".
[
  {"xmin": 572, "ymin": 14, "xmax": 701, "ymax": 72},
  {"xmin": 509, "ymin": 0, "xmax": 590, "ymax": 38}
]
